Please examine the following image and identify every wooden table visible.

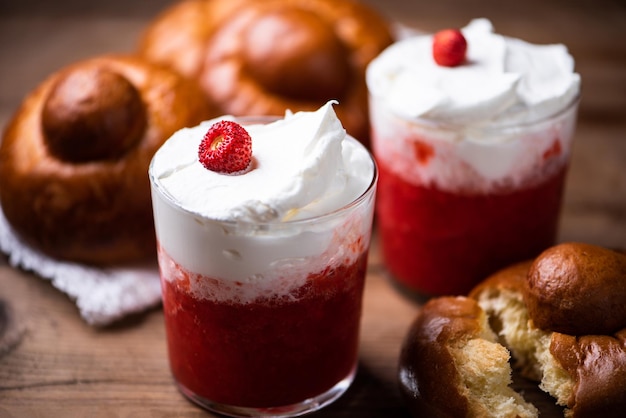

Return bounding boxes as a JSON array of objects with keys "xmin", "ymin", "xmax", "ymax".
[{"xmin": 1, "ymin": 1, "xmax": 625, "ymax": 417}]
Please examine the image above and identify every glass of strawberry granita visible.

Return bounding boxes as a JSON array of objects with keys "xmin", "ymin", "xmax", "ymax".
[
  {"xmin": 149, "ymin": 102, "xmax": 376, "ymax": 417},
  {"xmin": 366, "ymin": 19, "xmax": 580, "ymax": 297}
]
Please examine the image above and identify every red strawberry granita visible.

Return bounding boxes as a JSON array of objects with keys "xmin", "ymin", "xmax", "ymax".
[
  {"xmin": 149, "ymin": 103, "xmax": 377, "ymax": 416},
  {"xmin": 159, "ymin": 247, "xmax": 368, "ymax": 409},
  {"xmin": 366, "ymin": 19, "xmax": 580, "ymax": 296}
]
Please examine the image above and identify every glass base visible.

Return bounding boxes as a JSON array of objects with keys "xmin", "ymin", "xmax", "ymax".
[
  {"xmin": 175, "ymin": 364, "xmax": 356, "ymax": 417},
  {"xmin": 381, "ymin": 267, "xmax": 434, "ymax": 304}
]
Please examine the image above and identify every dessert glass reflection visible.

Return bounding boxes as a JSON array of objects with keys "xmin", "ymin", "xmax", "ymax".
[
  {"xmin": 366, "ymin": 19, "xmax": 580, "ymax": 296},
  {"xmin": 149, "ymin": 102, "xmax": 376, "ymax": 417}
]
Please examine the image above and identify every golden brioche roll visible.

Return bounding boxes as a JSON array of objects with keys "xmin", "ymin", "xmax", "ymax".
[
  {"xmin": 138, "ymin": 0, "xmax": 394, "ymax": 147},
  {"xmin": 0, "ymin": 54, "xmax": 214, "ymax": 265},
  {"xmin": 398, "ymin": 296, "xmax": 538, "ymax": 418},
  {"xmin": 400, "ymin": 243, "xmax": 626, "ymax": 417},
  {"xmin": 470, "ymin": 251, "xmax": 626, "ymax": 418}
]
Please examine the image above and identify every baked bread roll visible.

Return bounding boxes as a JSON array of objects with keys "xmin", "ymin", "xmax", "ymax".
[
  {"xmin": 0, "ymin": 55, "xmax": 213, "ymax": 265},
  {"xmin": 137, "ymin": 0, "xmax": 394, "ymax": 146},
  {"xmin": 398, "ymin": 296, "xmax": 539, "ymax": 418},
  {"xmin": 471, "ymin": 247, "xmax": 626, "ymax": 418},
  {"xmin": 399, "ymin": 243, "xmax": 626, "ymax": 418}
]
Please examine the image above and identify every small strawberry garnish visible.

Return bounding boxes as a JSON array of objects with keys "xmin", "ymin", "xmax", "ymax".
[
  {"xmin": 432, "ymin": 29, "xmax": 467, "ymax": 67},
  {"xmin": 198, "ymin": 120, "xmax": 252, "ymax": 173}
]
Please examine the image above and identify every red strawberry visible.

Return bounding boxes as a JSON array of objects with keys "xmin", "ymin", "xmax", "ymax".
[
  {"xmin": 432, "ymin": 29, "xmax": 467, "ymax": 67},
  {"xmin": 198, "ymin": 120, "xmax": 252, "ymax": 173}
]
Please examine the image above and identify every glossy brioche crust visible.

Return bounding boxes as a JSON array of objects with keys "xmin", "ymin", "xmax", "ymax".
[
  {"xmin": 138, "ymin": 0, "xmax": 394, "ymax": 146},
  {"xmin": 399, "ymin": 294, "xmax": 539, "ymax": 418},
  {"xmin": 472, "ymin": 250, "xmax": 626, "ymax": 418},
  {"xmin": 398, "ymin": 296, "xmax": 485, "ymax": 418},
  {"xmin": 401, "ymin": 244, "xmax": 626, "ymax": 418},
  {"xmin": 550, "ymin": 331, "xmax": 626, "ymax": 417},
  {"xmin": 525, "ymin": 242, "xmax": 626, "ymax": 335},
  {"xmin": 0, "ymin": 55, "xmax": 213, "ymax": 265},
  {"xmin": 525, "ymin": 243, "xmax": 626, "ymax": 417}
]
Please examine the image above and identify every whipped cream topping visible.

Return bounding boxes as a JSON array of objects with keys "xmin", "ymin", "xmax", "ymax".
[
  {"xmin": 367, "ymin": 19, "xmax": 580, "ymax": 126},
  {"xmin": 149, "ymin": 102, "xmax": 376, "ymax": 301},
  {"xmin": 151, "ymin": 101, "xmax": 373, "ymax": 223}
]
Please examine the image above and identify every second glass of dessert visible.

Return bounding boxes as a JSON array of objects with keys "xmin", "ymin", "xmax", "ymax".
[
  {"xmin": 149, "ymin": 102, "xmax": 377, "ymax": 417},
  {"xmin": 366, "ymin": 19, "xmax": 580, "ymax": 296}
]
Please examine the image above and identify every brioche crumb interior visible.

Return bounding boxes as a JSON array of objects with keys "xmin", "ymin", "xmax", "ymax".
[
  {"xmin": 475, "ymin": 288, "xmax": 576, "ymax": 413},
  {"xmin": 450, "ymin": 309, "xmax": 539, "ymax": 418}
]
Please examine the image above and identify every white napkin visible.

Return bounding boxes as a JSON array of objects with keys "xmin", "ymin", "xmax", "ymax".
[{"xmin": 0, "ymin": 207, "xmax": 162, "ymax": 326}]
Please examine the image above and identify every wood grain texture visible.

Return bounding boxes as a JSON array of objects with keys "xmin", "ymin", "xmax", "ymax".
[{"xmin": 1, "ymin": 0, "xmax": 625, "ymax": 417}]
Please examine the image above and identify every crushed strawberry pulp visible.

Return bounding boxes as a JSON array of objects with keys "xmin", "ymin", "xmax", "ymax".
[
  {"xmin": 376, "ymin": 160, "xmax": 567, "ymax": 296},
  {"xmin": 160, "ymin": 251, "xmax": 368, "ymax": 408}
]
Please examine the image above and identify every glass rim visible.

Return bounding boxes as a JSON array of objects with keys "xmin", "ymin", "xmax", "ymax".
[
  {"xmin": 149, "ymin": 118, "xmax": 378, "ymax": 229},
  {"xmin": 372, "ymin": 92, "xmax": 581, "ymax": 132}
]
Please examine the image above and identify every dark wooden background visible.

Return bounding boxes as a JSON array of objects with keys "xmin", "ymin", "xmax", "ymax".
[{"xmin": 1, "ymin": 1, "xmax": 625, "ymax": 417}]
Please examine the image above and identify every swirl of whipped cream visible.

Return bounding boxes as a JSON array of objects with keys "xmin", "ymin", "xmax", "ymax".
[
  {"xmin": 150, "ymin": 100, "xmax": 374, "ymax": 223},
  {"xmin": 366, "ymin": 19, "xmax": 580, "ymax": 126},
  {"xmin": 149, "ymin": 102, "xmax": 375, "ymax": 296}
]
